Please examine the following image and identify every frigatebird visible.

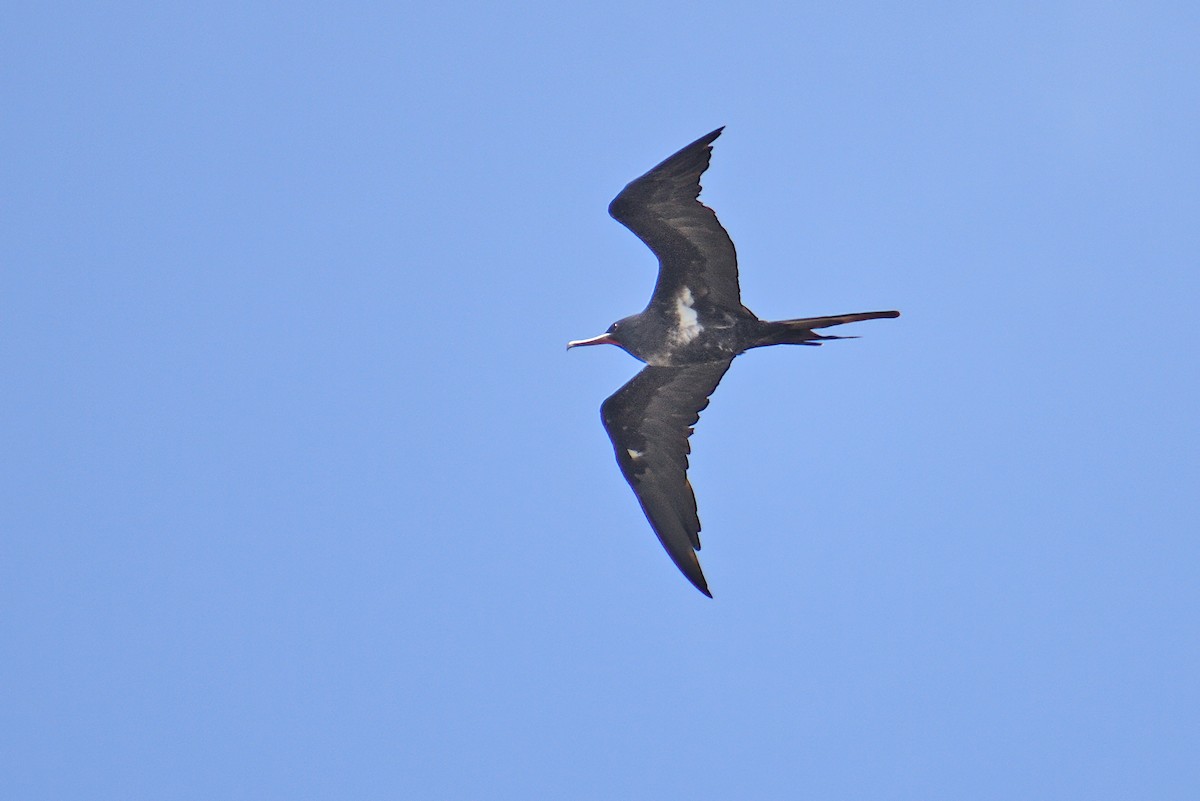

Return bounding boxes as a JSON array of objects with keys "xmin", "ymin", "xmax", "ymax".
[{"xmin": 568, "ymin": 128, "xmax": 898, "ymax": 597}]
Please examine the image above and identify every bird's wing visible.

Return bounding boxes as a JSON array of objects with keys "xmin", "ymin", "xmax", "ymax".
[
  {"xmin": 608, "ymin": 128, "xmax": 745, "ymax": 313},
  {"xmin": 600, "ymin": 360, "xmax": 733, "ymax": 597}
]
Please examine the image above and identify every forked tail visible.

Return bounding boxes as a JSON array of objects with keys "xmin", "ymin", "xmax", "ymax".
[{"xmin": 752, "ymin": 310, "xmax": 900, "ymax": 347}]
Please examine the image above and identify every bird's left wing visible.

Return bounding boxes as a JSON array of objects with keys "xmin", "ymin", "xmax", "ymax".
[
  {"xmin": 608, "ymin": 128, "xmax": 746, "ymax": 313},
  {"xmin": 600, "ymin": 360, "xmax": 733, "ymax": 597}
]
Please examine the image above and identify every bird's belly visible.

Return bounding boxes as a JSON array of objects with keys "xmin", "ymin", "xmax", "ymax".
[{"xmin": 649, "ymin": 336, "xmax": 739, "ymax": 366}]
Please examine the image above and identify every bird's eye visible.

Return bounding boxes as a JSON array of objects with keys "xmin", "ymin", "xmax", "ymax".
[{"xmin": 609, "ymin": 323, "xmax": 619, "ymax": 333}]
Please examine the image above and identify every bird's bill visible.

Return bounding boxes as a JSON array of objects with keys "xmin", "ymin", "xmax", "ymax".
[{"xmin": 566, "ymin": 333, "xmax": 618, "ymax": 350}]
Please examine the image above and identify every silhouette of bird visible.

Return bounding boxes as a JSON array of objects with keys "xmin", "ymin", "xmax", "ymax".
[{"xmin": 568, "ymin": 128, "xmax": 898, "ymax": 596}]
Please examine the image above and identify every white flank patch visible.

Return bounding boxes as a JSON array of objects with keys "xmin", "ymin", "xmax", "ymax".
[
  {"xmin": 672, "ymin": 287, "xmax": 703, "ymax": 345},
  {"xmin": 626, "ymin": 449, "xmax": 644, "ymax": 460}
]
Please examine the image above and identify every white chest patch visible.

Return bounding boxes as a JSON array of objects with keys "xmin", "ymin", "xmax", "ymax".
[
  {"xmin": 671, "ymin": 287, "xmax": 704, "ymax": 346},
  {"xmin": 626, "ymin": 448, "xmax": 644, "ymax": 460}
]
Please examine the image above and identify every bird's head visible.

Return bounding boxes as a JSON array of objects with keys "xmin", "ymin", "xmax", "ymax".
[
  {"xmin": 568, "ymin": 313, "xmax": 659, "ymax": 362},
  {"xmin": 566, "ymin": 319, "xmax": 623, "ymax": 351}
]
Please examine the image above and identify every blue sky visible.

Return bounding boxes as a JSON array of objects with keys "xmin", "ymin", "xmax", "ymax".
[{"xmin": 3, "ymin": 2, "xmax": 1198, "ymax": 798}]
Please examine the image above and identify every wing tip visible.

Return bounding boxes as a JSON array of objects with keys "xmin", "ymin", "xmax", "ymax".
[
  {"xmin": 675, "ymin": 551, "xmax": 713, "ymax": 597},
  {"xmin": 690, "ymin": 126, "xmax": 725, "ymax": 155},
  {"xmin": 607, "ymin": 126, "xmax": 729, "ymax": 222}
]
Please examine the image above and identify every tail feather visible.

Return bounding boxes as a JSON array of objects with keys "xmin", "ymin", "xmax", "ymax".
[{"xmin": 753, "ymin": 310, "xmax": 899, "ymax": 347}]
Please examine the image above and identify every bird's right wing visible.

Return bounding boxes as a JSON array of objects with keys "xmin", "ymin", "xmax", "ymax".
[{"xmin": 600, "ymin": 360, "xmax": 733, "ymax": 597}]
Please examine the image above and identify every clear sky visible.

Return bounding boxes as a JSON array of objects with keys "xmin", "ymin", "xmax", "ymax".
[{"xmin": 4, "ymin": 2, "xmax": 1198, "ymax": 799}]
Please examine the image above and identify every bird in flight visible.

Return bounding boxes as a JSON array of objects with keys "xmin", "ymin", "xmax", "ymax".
[{"xmin": 568, "ymin": 128, "xmax": 898, "ymax": 597}]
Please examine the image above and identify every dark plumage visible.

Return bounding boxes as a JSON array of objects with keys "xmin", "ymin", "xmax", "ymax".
[{"xmin": 568, "ymin": 128, "xmax": 899, "ymax": 596}]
